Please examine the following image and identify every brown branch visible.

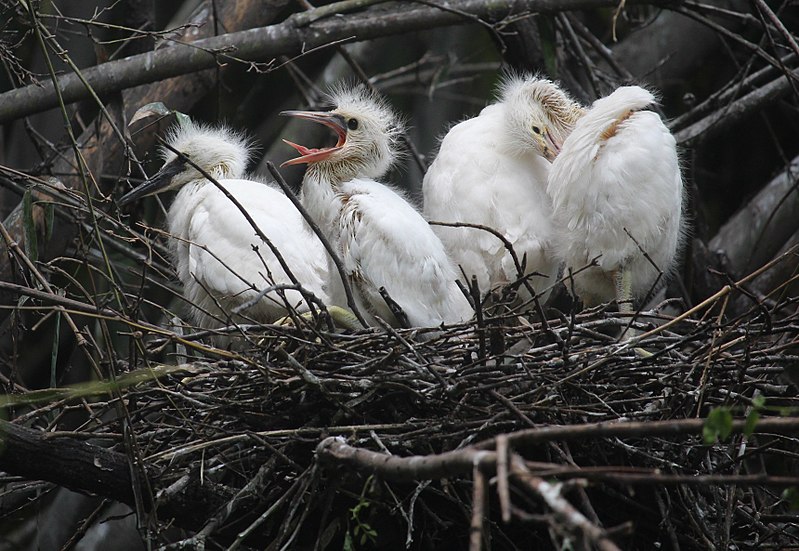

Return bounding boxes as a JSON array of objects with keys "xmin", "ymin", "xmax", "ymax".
[
  {"xmin": 673, "ymin": 74, "xmax": 794, "ymax": 147},
  {"xmin": 669, "ymin": 52, "xmax": 796, "ymax": 132},
  {"xmin": 496, "ymin": 434, "xmax": 511, "ymax": 523},
  {"xmin": 316, "ymin": 417, "xmax": 799, "ymax": 482},
  {"xmin": 0, "ymin": 0, "xmax": 682, "ymax": 124},
  {"xmin": 510, "ymin": 456, "xmax": 622, "ymax": 551},
  {"xmin": 0, "ymin": 418, "xmax": 239, "ymax": 533},
  {"xmin": 469, "ymin": 461, "xmax": 488, "ymax": 551},
  {"xmin": 0, "ymin": 418, "xmax": 141, "ymax": 504},
  {"xmin": 708, "ymin": 154, "xmax": 799, "ymax": 280}
]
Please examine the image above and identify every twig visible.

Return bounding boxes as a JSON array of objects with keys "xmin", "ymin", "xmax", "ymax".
[
  {"xmin": 496, "ymin": 434, "xmax": 511, "ymax": 523},
  {"xmin": 469, "ymin": 457, "xmax": 488, "ymax": 551},
  {"xmin": 510, "ymin": 455, "xmax": 621, "ymax": 551},
  {"xmin": 266, "ymin": 161, "xmax": 369, "ymax": 327}
]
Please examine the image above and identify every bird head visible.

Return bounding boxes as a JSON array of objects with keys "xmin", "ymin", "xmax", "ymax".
[
  {"xmin": 499, "ymin": 73, "xmax": 585, "ymax": 162},
  {"xmin": 280, "ymin": 85, "xmax": 405, "ymax": 181},
  {"xmin": 118, "ymin": 119, "xmax": 252, "ymax": 206}
]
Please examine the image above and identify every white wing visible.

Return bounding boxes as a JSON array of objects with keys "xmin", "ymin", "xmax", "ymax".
[
  {"xmin": 167, "ymin": 178, "xmax": 328, "ymax": 325},
  {"xmin": 423, "ymin": 103, "xmax": 559, "ymax": 298},
  {"xmin": 548, "ymin": 87, "xmax": 683, "ymax": 302},
  {"xmin": 336, "ymin": 178, "xmax": 472, "ymax": 327}
]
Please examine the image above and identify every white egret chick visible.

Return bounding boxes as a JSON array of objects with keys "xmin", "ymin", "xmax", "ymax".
[
  {"xmin": 422, "ymin": 73, "xmax": 584, "ymax": 304},
  {"xmin": 281, "ymin": 86, "xmax": 473, "ymax": 328},
  {"xmin": 118, "ymin": 120, "xmax": 330, "ymax": 329},
  {"xmin": 547, "ymin": 85, "xmax": 684, "ymax": 317}
]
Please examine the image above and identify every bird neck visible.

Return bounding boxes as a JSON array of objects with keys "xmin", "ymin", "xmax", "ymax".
[
  {"xmin": 301, "ymin": 166, "xmax": 345, "ymax": 234},
  {"xmin": 307, "ymin": 160, "xmax": 364, "ymax": 186}
]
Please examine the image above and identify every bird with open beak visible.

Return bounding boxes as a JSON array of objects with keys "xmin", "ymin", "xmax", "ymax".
[{"xmin": 280, "ymin": 86, "xmax": 473, "ymax": 328}]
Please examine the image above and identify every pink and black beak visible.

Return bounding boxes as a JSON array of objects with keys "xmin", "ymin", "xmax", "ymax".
[
  {"xmin": 279, "ymin": 110, "xmax": 348, "ymax": 166},
  {"xmin": 542, "ymin": 130, "xmax": 562, "ymax": 162},
  {"xmin": 118, "ymin": 157, "xmax": 186, "ymax": 206}
]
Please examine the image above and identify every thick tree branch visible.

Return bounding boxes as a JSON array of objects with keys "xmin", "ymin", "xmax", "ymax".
[
  {"xmin": 0, "ymin": 418, "xmax": 252, "ymax": 534},
  {"xmin": 0, "ymin": 0, "xmax": 680, "ymax": 125},
  {"xmin": 315, "ymin": 417, "xmax": 799, "ymax": 481},
  {"xmin": 0, "ymin": 418, "xmax": 141, "ymax": 504},
  {"xmin": 673, "ymin": 74, "xmax": 794, "ymax": 146},
  {"xmin": 709, "ymin": 154, "xmax": 799, "ymax": 279}
]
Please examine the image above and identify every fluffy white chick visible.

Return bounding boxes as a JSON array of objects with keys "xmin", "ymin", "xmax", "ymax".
[
  {"xmin": 547, "ymin": 85, "xmax": 684, "ymax": 314},
  {"xmin": 282, "ymin": 86, "xmax": 473, "ymax": 328},
  {"xmin": 423, "ymin": 73, "xmax": 584, "ymax": 304},
  {"xmin": 119, "ymin": 119, "xmax": 329, "ymax": 329}
]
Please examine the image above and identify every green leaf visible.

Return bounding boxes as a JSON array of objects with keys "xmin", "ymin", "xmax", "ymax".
[
  {"xmin": 22, "ymin": 188, "xmax": 38, "ymax": 263},
  {"xmin": 174, "ymin": 111, "xmax": 191, "ymax": 128},
  {"xmin": 342, "ymin": 530, "xmax": 354, "ymax": 551},
  {"xmin": 129, "ymin": 101, "xmax": 190, "ymax": 133},
  {"xmin": 351, "ymin": 499, "xmax": 371, "ymax": 521},
  {"xmin": 703, "ymin": 407, "xmax": 733, "ymax": 444},
  {"xmin": 743, "ymin": 409, "xmax": 759, "ymax": 438},
  {"xmin": 752, "ymin": 395, "xmax": 766, "ymax": 409},
  {"xmin": 782, "ymin": 487, "xmax": 799, "ymax": 510}
]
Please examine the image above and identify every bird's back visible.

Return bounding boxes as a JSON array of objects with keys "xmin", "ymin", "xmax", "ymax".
[
  {"xmin": 423, "ymin": 104, "xmax": 558, "ymax": 297},
  {"xmin": 548, "ymin": 87, "xmax": 684, "ymax": 302},
  {"xmin": 337, "ymin": 178, "xmax": 473, "ymax": 327},
  {"xmin": 168, "ymin": 178, "xmax": 328, "ymax": 327}
]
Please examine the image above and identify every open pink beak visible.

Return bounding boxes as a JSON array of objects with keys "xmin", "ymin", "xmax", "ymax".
[{"xmin": 280, "ymin": 110, "xmax": 348, "ymax": 166}]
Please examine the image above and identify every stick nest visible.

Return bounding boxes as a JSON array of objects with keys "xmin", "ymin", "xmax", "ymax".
[{"xmin": 23, "ymin": 295, "xmax": 799, "ymax": 549}]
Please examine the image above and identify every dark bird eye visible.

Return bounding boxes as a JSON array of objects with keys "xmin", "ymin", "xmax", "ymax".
[
  {"xmin": 347, "ymin": 118, "xmax": 359, "ymax": 130},
  {"xmin": 532, "ymin": 126, "xmax": 541, "ymax": 134}
]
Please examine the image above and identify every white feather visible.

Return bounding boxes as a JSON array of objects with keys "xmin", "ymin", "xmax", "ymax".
[
  {"xmin": 422, "ymin": 75, "xmax": 583, "ymax": 301},
  {"xmin": 168, "ymin": 178, "xmax": 328, "ymax": 328},
  {"xmin": 547, "ymin": 85, "xmax": 685, "ymax": 306},
  {"xmin": 333, "ymin": 178, "xmax": 473, "ymax": 327},
  {"xmin": 135, "ymin": 122, "xmax": 328, "ymax": 328},
  {"xmin": 293, "ymin": 86, "xmax": 473, "ymax": 327}
]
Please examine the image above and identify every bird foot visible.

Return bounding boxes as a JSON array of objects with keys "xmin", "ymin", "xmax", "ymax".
[
  {"xmin": 274, "ymin": 305, "xmax": 362, "ymax": 330},
  {"xmin": 325, "ymin": 305, "xmax": 363, "ymax": 330},
  {"xmin": 618, "ymin": 326, "xmax": 653, "ymax": 358}
]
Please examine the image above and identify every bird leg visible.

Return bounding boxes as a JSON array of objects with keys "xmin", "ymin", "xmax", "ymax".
[
  {"xmin": 613, "ymin": 268, "xmax": 652, "ymax": 357},
  {"xmin": 275, "ymin": 305, "xmax": 363, "ymax": 331},
  {"xmin": 613, "ymin": 267, "xmax": 634, "ymax": 319}
]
